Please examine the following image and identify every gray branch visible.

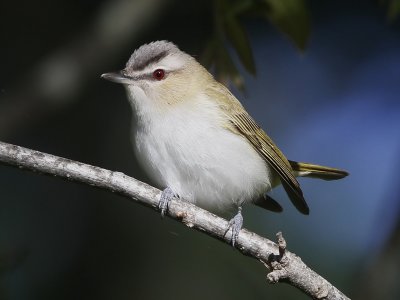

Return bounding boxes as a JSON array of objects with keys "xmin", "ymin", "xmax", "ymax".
[{"xmin": 0, "ymin": 141, "xmax": 350, "ymax": 300}]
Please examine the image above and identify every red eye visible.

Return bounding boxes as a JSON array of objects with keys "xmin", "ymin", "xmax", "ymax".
[{"xmin": 152, "ymin": 69, "xmax": 165, "ymax": 80}]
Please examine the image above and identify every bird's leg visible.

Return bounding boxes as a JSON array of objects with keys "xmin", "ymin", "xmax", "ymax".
[
  {"xmin": 159, "ymin": 186, "xmax": 178, "ymax": 217},
  {"xmin": 224, "ymin": 206, "xmax": 243, "ymax": 247}
]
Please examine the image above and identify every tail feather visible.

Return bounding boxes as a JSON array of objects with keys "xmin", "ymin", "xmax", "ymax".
[
  {"xmin": 254, "ymin": 194, "xmax": 283, "ymax": 212},
  {"xmin": 289, "ymin": 161, "xmax": 349, "ymax": 180},
  {"xmin": 254, "ymin": 161, "xmax": 348, "ymax": 213}
]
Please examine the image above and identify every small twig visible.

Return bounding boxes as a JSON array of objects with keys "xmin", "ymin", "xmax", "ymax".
[
  {"xmin": 265, "ymin": 232, "xmax": 290, "ymax": 283},
  {"xmin": 0, "ymin": 141, "xmax": 350, "ymax": 299}
]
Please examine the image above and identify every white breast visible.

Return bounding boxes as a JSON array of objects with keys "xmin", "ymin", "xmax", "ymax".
[{"xmin": 130, "ymin": 92, "xmax": 272, "ymax": 212}]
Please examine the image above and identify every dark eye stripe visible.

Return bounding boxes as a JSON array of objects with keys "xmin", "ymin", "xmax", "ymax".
[
  {"xmin": 121, "ymin": 71, "xmax": 167, "ymax": 81},
  {"xmin": 129, "ymin": 51, "xmax": 168, "ymax": 71}
]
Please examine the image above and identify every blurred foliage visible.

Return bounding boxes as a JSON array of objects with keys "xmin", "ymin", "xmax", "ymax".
[
  {"xmin": 203, "ymin": 0, "xmax": 400, "ymax": 90},
  {"xmin": 381, "ymin": 0, "xmax": 400, "ymax": 21},
  {"xmin": 201, "ymin": 0, "xmax": 310, "ymax": 89}
]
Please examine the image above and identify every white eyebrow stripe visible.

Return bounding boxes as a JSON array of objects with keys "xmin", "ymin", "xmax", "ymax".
[{"xmin": 157, "ymin": 55, "xmax": 185, "ymax": 70}]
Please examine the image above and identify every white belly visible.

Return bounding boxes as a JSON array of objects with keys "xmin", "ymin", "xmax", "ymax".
[{"xmin": 132, "ymin": 101, "xmax": 272, "ymax": 212}]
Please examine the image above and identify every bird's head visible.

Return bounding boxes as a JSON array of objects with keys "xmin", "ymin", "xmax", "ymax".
[{"xmin": 102, "ymin": 41, "xmax": 212, "ymax": 113}]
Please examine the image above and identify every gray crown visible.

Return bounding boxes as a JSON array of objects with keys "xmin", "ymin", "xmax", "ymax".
[{"xmin": 126, "ymin": 40, "xmax": 180, "ymax": 72}]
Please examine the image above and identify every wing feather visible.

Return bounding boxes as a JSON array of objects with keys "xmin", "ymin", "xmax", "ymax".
[{"xmin": 207, "ymin": 83, "xmax": 310, "ymax": 214}]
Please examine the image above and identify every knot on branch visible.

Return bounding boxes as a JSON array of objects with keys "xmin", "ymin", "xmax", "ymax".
[
  {"xmin": 176, "ymin": 211, "xmax": 194, "ymax": 228},
  {"xmin": 265, "ymin": 231, "xmax": 289, "ymax": 283},
  {"xmin": 314, "ymin": 283, "xmax": 329, "ymax": 299}
]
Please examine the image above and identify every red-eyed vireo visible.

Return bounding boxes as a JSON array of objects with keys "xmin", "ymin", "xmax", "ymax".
[{"xmin": 102, "ymin": 41, "xmax": 348, "ymax": 245}]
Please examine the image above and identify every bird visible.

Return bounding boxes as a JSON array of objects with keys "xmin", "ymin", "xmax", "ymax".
[{"xmin": 101, "ymin": 40, "xmax": 348, "ymax": 246}]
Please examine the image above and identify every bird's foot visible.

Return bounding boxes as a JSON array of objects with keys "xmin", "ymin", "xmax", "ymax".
[
  {"xmin": 224, "ymin": 207, "xmax": 243, "ymax": 247},
  {"xmin": 159, "ymin": 187, "xmax": 178, "ymax": 217}
]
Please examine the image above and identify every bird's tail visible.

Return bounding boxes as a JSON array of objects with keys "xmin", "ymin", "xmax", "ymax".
[
  {"xmin": 254, "ymin": 161, "xmax": 348, "ymax": 213},
  {"xmin": 289, "ymin": 160, "xmax": 349, "ymax": 180}
]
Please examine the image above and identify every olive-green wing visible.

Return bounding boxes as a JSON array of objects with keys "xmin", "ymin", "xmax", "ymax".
[
  {"xmin": 208, "ymin": 83, "xmax": 310, "ymax": 214},
  {"xmin": 230, "ymin": 112, "xmax": 309, "ymax": 214}
]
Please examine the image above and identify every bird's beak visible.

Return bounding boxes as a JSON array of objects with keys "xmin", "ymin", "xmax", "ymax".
[{"xmin": 101, "ymin": 71, "xmax": 133, "ymax": 85}]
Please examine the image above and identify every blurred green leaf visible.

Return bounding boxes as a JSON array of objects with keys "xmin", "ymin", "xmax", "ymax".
[
  {"xmin": 219, "ymin": 47, "xmax": 245, "ymax": 92},
  {"xmin": 261, "ymin": 0, "xmax": 311, "ymax": 51},
  {"xmin": 387, "ymin": 0, "xmax": 400, "ymax": 21},
  {"xmin": 200, "ymin": 39, "xmax": 217, "ymax": 70},
  {"xmin": 224, "ymin": 0, "xmax": 254, "ymax": 17},
  {"xmin": 208, "ymin": 0, "xmax": 311, "ymax": 88},
  {"xmin": 223, "ymin": 15, "xmax": 256, "ymax": 75},
  {"xmin": 201, "ymin": 37, "xmax": 245, "ymax": 90},
  {"xmin": 217, "ymin": 43, "xmax": 245, "ymax": 90}
]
